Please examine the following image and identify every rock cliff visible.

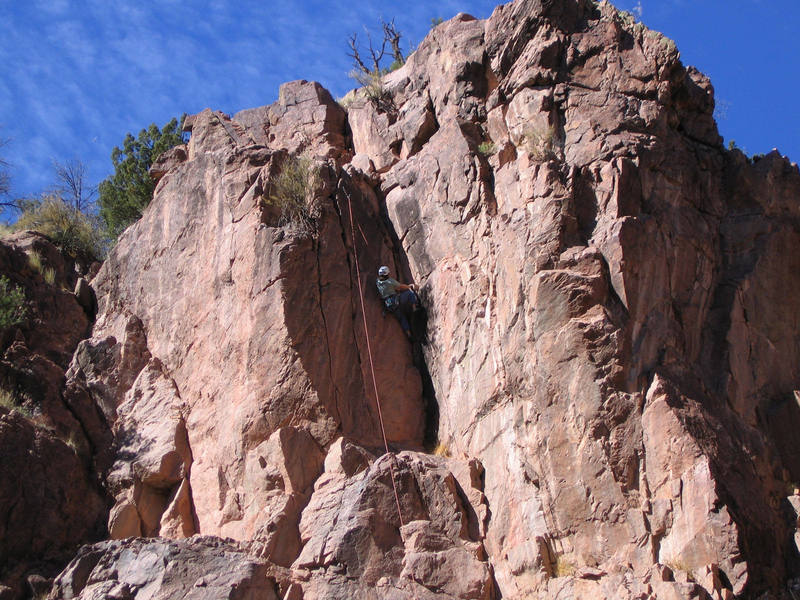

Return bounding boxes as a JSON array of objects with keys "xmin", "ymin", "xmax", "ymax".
[
  {"xmin": 2, "ymin": 1, "xmax": 800, "ymax": 599},
  {"xmin": 0, "ymin": 233, "xmax": 107, "ymax": 599}
]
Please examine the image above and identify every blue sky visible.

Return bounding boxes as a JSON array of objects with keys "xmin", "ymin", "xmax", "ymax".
[{"xmin": 0, "ymin": 0, "xmax": 798, "ymax": 205}]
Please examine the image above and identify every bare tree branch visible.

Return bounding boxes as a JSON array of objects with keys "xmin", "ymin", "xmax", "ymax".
[
  {"xmin": 347, "ymin": 33, "xmax": 370, "ymax": 74},
  {"xmin": 348, "ymin": 19, "xmax": 402, "ymax": 76},
  {"xmin": 0, "ymin": 137, "xmax": 9, "ymax": 198},
  {"xmin": 382, "ymin": 19, "xmax": 404, "ymax": 65},
  {"xmin": 53, "ymin": 159, "xmax": 96, "ymax": 213},
  {"xmin": 365, "ymin": 28, "xmax": 387, "ymax": 72}
]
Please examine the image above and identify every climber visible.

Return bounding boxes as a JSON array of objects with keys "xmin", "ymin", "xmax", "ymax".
[{"xmin": 376, "ymin": 265, "xmax": 419, "ymax": 339}]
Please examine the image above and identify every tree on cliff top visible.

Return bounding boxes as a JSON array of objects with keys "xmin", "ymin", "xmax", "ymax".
[
  {"xmin": 0, "ymin": 158, "xmax": 8, "ymax": 198},
  {"xmin": 347, "ymin": 18, "xmax": 405, "ymax": 76},
  {"xmin": 347, "ymin": 19, "xmax": 406, "ymax": 104},
  {"xmin": 0, "ymin": 136, "xmax": 11, "ymax": 206},
  {"xmin": 6, "ymin": 159, "xmax": 107, "ymax": 261},
  {"xmin": 98, "ymin": 116, "xmax": 185, "ymax": 239},
  {"xmin": 53, "ymin": 158, "xmax": 96, "ymax": 214}
]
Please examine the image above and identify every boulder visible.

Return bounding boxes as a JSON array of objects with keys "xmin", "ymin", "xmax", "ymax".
[
  {"xmin": 49, "ymin": 537, "xmax": 279, "ymax": 600},
  {"xmin": 293, "ymin": 446, "xmax": 495, "ymax": 599}
]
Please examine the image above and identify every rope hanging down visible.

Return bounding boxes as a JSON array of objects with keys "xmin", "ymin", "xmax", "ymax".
[{"xmin": 344, "ymin": 184, "xmax": 405, "ymax": 529}]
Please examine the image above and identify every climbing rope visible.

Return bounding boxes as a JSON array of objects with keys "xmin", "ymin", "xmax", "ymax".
[{"xmin": 343, "ymin": 184, "xmax": 406, "ymax": 529}]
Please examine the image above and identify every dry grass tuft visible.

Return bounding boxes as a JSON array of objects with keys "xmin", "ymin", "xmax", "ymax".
[
  {"xmin": 0, "ymin": 388, "xmax": 31, "ymax": 418},
  {"xmin": 522, "ymin": 125, "xmax": 562, "ymax": 161},
  {"xmin": 266, "ymin": 152, "xmax": 321, "ymax": 235},
  {"xmin": 553, "ymin": 555, "xmax": 576, "ymax": 578},
  {"xmin": 432, "ymin": 442, "xmax": 451, "ymax": 457},
  {"xmin": 28, "ymin": 251, "xmax": 43, "ymax": 273}
]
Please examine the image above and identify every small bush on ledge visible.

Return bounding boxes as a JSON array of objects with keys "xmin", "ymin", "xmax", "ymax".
[
  {"xmin": 522, "ymin": 125, "xmax": 562, "ymax": 162},
  {"xmin": 349, "ymin": 69, "xmax": 388, "ymax": 105},
  {"xmin": 266, "ymin": 153, "xmax": 321, "ymax": 235},
  {"xmin": 13, "ymin": 195, "xmax": 106, "ymax": 260},
  {"xmin": 0, "ymin": 388, "xmax": 32, "ymax": 418},
  {"xmin": 478, "ymin": 141, "xmax": 497, "ymax": 156},
  {"xmin": 432, "ymin": 442, "xmax": 451, "ymax": 457}
]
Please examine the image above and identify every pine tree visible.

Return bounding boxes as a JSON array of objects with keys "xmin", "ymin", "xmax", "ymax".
[{"xmin": 98, "ymin": 116, "xmax": 185, "ymax": 239}]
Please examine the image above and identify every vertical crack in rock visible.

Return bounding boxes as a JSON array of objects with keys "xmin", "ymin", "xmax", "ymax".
[
  {"xmin": 312, "ymin": 232, "xmax": 343, "ymax": 428},
  {"xmin": 330, "ymin": 168, "xmax": 433, "ymax": 449},
  {"xmin": 371, "ymin": 174, "xmax": 441, "ymax": 449},
  {"xmin": 329, "ymin": 172, "xmax": 373, "ymax": 437},
  {"xmin": 415, "ymin": 342, "xmax": 440, "ymax": 450}
]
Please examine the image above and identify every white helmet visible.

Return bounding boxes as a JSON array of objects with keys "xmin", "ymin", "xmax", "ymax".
[{"xmin": 378, "ymin": 265, "xmax": 390, "ymax": 277}]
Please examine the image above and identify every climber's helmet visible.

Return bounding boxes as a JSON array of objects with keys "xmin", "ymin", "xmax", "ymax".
[{"xmin": 378, "ymin": 266, "xmax": 390, "ymax": 279}]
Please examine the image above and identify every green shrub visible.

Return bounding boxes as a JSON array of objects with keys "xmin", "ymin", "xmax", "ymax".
[
  {"xmin": 0, "ymin": 275, "xmax": 27, "ymax": 329},
  {"xmin": 99, "ymin": 116, "xmax": 185, "ymax": 240},
  {"xmin": 267, "ymin": 153, "xmax": 321, "ymax": 234},
  {"xmin": 13, "ymin": 195, "xmax": 106, "ymax": 260},
  {"xmin": 478, "ymin": 141, "xmax": 497, "ymax": 156}
]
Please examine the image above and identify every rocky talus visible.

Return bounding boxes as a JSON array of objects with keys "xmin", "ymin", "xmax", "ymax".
[{"xmin": 1, "ymin": 1, "xmax": 799, "ymax": 599}]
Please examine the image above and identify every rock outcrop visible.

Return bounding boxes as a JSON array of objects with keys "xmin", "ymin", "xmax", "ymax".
[
  {"xmin": 0, "ymin": 233, "xmax": 107, "ymax": 598},
  {"xmin": 293, "ymin": 445, "xmax": 494, "ymax": 599},
  {"xmin": 49, "ymin": 537, "xmax": 280, "ymax": 600},
  {"xmin": 74, "ymin": 95, "xmax": 426, "ymax": 551},
  {"xmin": 344, "ymin": 3, "xmax": 800, "ymax": 598},
  {"xmin": 4, "ymin": 1, "xmax": 800, "ymax": 599}
]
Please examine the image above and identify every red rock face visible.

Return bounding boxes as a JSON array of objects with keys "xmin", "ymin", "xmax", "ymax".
[
  {"xmin": 50, "ymin": 537, "xmax": 281, "ymax": 599},
  {"xmin": 73, "ymin": 86, "xmax": 426, "ymax": 555},
  {"xmin": 26, "ymin": 1, "xmax": 800, "ymax": 599},
  {"xmin": 346, "ymin": 2, "xmax": 800, "ymax": 598},
  {"xmin": 0, "ymin": 233, "xmax": 107, "ymax": 597}
]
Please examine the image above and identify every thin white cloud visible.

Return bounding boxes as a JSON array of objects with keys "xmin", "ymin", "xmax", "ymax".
[
  {"xmin": 33, "ymin": 0, "xmax": 69, "ymax": 15},
  {"xmin": 6, "ymin": 0, "xmax": 791, "ymax": 201}
]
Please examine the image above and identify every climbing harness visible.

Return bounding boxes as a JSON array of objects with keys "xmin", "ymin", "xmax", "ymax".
[
  {"xmin": 383, "ymin": 294, "xmax": 400, "ymax": 312},
  {"xmin": 344, "ymin": 184, "xmax": 406, "ymax": 529}
]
